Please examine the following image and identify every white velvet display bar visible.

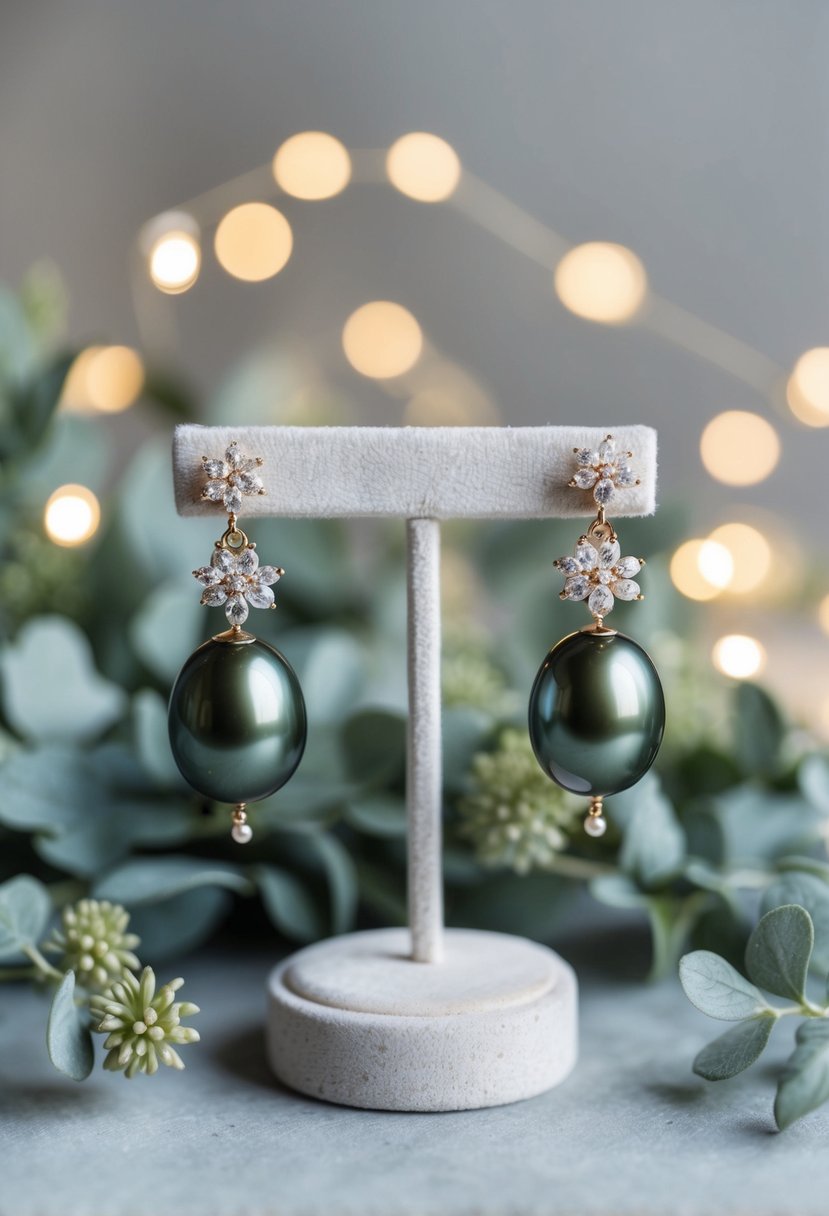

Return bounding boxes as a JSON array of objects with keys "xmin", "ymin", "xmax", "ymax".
[{"xmin": 173, "ymin": 424, "xmax": 657, "ymax": 520}]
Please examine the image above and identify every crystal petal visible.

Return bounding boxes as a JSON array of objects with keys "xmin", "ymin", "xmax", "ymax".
[
  {"xmin": 588, "ymin": 585, "xmax": 614, "ymax": 616},
  {"xmin": 572, "ymin": 468, "xmax": 599, "ymax": 489},
  {"xmin": 225, "ymin": 594, "xmax": 249, "ymax": 625},
  {"xmin": 575, "ymin": 540, "xmax": 598, "ymax": 570},
  {"xmin": 256, "ymin": 565, "xmax": 282, "ymax": 586},
  {"xmin": 211, "ymin": 548, "xmax": 234, "ymax": 571},
  {"xmin": 223, "ymin": 486, "xmax": 243, "ymax": 514},
  {"xmin": 613, "ymin": 578, "xmax": 641, "ymax": 601},
  {"xmin": 598, "ymin": 539, "xmax": 621, "ymax": 569},
  {"xmin": 227, "ymin": 574, "xmax": 248, "ymax": 593},
  {"xmin": 563, "ymin": 575, "xmax": 591, "ymax": 601},
  {"xmin": 203, "ymin": 480, "xmax": 226, "ymax": 502},
  {"xmin": 246, "ymin": 583, "xmax": 275, "ymax": 609},
  {"xmin": 575, "ymin": 447, "xmax": 598, "ymax": 467},
  {"xmin": 201, "ymin": 585, "xmax": 228, "ymax": 607},
  {"xmin": 203, "ymin": 459, "xmax": 229, "ymax": 479},
  {"xmin": 598, "ymin": 438, "xmax": 616, "ymax": 462},
  {"xmin": 235, "ymin": 470, "xmax": 263, "ymax": 494},
  {"xmin": 593, "ymin": 479, "xmax": 614, "ymax": 506},
  {"xmin": 225, "ymin": 443, "xmax": 244, "ymax": 469},
  {"xmin": 194, "ymin": 566, "xmax": 222, "ymax": 586},
  {"xmin": 555, "ymin": 555, "xmax": 581, "ymax": 575},
  {"xmin": 616, "ymin": 464, "xmax": 636, "ymax": 487},
  {"xmin": 235, "ymin": 547, "xmax": 259, "ymax": 574},
  {"xmin": 616, "ymin": 556, "xmax": 641, "ymax": 578}
]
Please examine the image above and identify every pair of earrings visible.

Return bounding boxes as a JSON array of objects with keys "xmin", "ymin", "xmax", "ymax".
[
  {"xmin": 168, "ymin": 434, "xmax": 664, "ymax": 847},
  {"xmin": 528, "ymin": 436, "xmax": 665, "ymax": 836}
]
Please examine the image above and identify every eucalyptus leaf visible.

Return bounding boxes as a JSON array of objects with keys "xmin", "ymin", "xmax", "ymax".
[
  {"xmin": 734, "ymin": 682, "xmax": 785, "ymax": 778},
  {"xmin": 712, "ymin": 786, "xmax": 822, "ymax": 869},
  {"xmin": 290, "ymin": 629, "xmax": 365, "ymax": 723},
  {"xmin": 126, "ymin": 887, "xmax": 232, "ymax": 962},
  {"xmin": 340, "ymin": 708, "xmax": 406, "ymax": 785},
  {"xmin": 745, "ymin": 904, "xmax": 813, "ymax": 1001},
  {"xmin": 11, "ymin": 350, "xmax": 75, "ymax": 450},
  {"xmin": 442, "ymin": 707, "xmax": 494, "ymax": 792},
  {"xmin": 133, "ymin": 688, "xmax": 187, "ymax": 790},
  {"xmin": 0, "ymin": 616, "xmax": 126, "ymax": 743},
  {"xmin": 93, "ymin": 857, "xmax": 252, "ymax": 905},
  {"xmin": 0, "ymin": 874, "xmax": 51, "ymax": 960},
  {"xmin": 679, "ymin": 951, "xmax": 772, "ymax": 1020},
  {"xmin": 257, "ymin": 865, "xmax": 326, "ymax": 943},
  {"xmin": 619, "ymin": 779, "xmax": 685, "ymax": 887},
  {"xmin": 308, "ymin": 834, "xmax": 358, "ymax": 935},
  {"xmin": 800, "ymin": 754, "xmax": 829, "ymax": 816},
  {"xmin": 47, "ymin": 971, "xmax": 94, "ymax": 1081},
  {"xmin": 775, "ymin": 1019, "xmax": 829, "ymax": 1130},
  {"xmin": 129, "ymin": 580, "xmax": 203, "ymax": 683},
  {"xmin": 692, "ymin": 1014, "xmax": 775, "ymax": 1081},
  {"xmin": 762, "ymin": 872, "xmax": 829, "ymax": 973},
  {"xmin": 344, "ymin": 793, "xmax": 407, "ymax": 838}
]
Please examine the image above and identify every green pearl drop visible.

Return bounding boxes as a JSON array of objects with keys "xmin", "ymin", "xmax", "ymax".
[
  {"xmin": 528, "ymin": 630, "xmax": 665, "ymax": 797},
  {"xmin": 168, "ymin": 636, "xmax": 306, "ymax": 804}
]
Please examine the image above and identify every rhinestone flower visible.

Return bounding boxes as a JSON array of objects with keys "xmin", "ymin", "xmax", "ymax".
[
  {"xmin": 44, "ymin": 899, "xmax": 140, "ymax": 991},
  {"xmin": 194, "ymin": 545, "xmax": 282, "ymax": 626},
  {"xmin": 555, "ymin": 534, "xmax": 643, "ymax": 618},
  {"xmin": 201, "ymin": 441, "xmax": 265, "ymax": 515},
  {"xmin": 570, "ymin": 434, "xmax": 639, "ymax": 508},
  {"xmin": 90, "ymin": 966, "xmax": 200, "ymax": 1079}
]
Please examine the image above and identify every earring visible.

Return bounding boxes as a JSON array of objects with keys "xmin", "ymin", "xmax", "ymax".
[
  {"xmin": 528, "ymin": 435, "xmax": 665, "ymax": 837},
  {"xmin": 168, "ymin": 440, "xmax": 307, "ymax": 844}
]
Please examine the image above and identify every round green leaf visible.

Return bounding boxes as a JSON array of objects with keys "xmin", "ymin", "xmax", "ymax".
[
  {"xmin": 745, "ymin": 904, "xmax": 814, "ymax": 1001},
  {"xmin": 0, "ymin": 874, "xmax": 51, "ymax": 960},
  {"xmin": 619, "ymin": 779, "xmax": 686, "ymax": 887},
  {"xmin": 775, "ymin": 1019, "xmax": 829, "ymax": 1130},
  {"xmin": 693, "ymin": 1014, "xmax": 775, "ymax": 1081},
  {"xmin": 679, "ymin": 950, "xmax": 772, "ymax": 1020},
  {"xmin": 47, "ymin": 971, "xmax": 94, "ymax": 1081},
  {"xmin": 763, "ymin": 872, "xmax": 829, "ymax": 974},
  {"xmin": 257, "ymin": 865, "xmax": 325, "ymax": 943},
  {"xmin": 93, "ymin": 857, "xmax": 252, "ymax": 905}
]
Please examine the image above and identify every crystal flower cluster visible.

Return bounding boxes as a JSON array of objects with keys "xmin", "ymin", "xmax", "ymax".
[
  {"xmin": 194, "ymin": 545, "xmax": 282, "ymax": 626},
  {"xmin": 202, "ymin": 441, "xmax": 265, "ymax": 515},
  {"xmin": 45, "ymin": 899, "xmax": 140, "ymax": 990},
  {"xmin": 556, "ymin": 535, "xmax": 643, "ymax": 618},
  {"xmin": 90, "ymin": 966, "xmax": 200, "ymax": 1078},
  {"xmin": 569, "ymin": 434, "xmax": 638, "ymax": 507}
]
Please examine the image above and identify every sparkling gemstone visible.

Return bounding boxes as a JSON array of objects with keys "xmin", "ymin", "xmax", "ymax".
[
  {"xmin": 236, "ymin": 548, "xmax": 259, "ymax": 574},
  {"xmin": 225, "ymin": 443, "xmax": 244, "ymax": 469},
  {"xmin": 616, "ymin": 465, "xmax": 636, "ymax": 486},
  {"xmin": 593, "ymin": 479, "xmax": 614, "ymax": 506},
  {"xmin": 564, "ymin": 575, "xmax": 591, "ymax": 601},
  {"xmin": 588, "ymin": 585, "xmax": 614, "ymax": 617},
  {"xmin": 224, "ymin": 486, "xmax": 243, "ymax": 514},
  {"xmin": 203, "ymin": 480, "xmax": 226, "ymax": 502},
  {"xmin": 235, "ymin": 470, "xmax": 263, "ymax": 494},
  {"xmin": 600, "ymin": 464, "xmax": 614, "ymax": 478},
  {"xmin": 257, "ymin": 565, "xmax": 282, "ymax": 586},
  {"xmin": 572, "ymin": 468, "xmax": 598, "ymax": 489},
  {"xmin": 201, "ymin": 585, "xmax": 228, "ymax": 607},
  {"xmin": 226, "ymin": 595, "xmax": 249, "ymax": 625},
  {"xmin": 227, "ymin": 574, "xmax": 248, "ymax": 593},
  {"xmin": 246, "ymin": 584, "xmax": 275, "ymax": 610},
  {"xmin": 211, "ymin": 548, "xmax": 235, "ymax": 572},
  {"xmin": 615, "ymin": 556, "xmax": 641, "ymax": 578},
  {"xmin": 584, "ymin": 814, "xmax": 607, "ymax": 838},
  {"xmin": 598, "ymin": 539, "xmax": 620, "ymax": 569},
  {"xmin": 575, "ymin": 540, "xmax": 598, "ymax": 570},
  {"xmin": 194, "ymin": 566, "xmax": 221, "ymax": 586},
  {"xmin": 575, "ymin": 447, "xmax": 598, "ymax": 466},
  {"xmin": 556, "ymin": 555, "xmax": 581, "ymax": 575},
  {"xmin": 203, "ymin": 459, "xmax": 228, "ymax": 479},
  {"xmin": 597, "ymin": 569, "xmax": 613, "ymax": 585},
  {"xmin": 599, "ymin": 438, "xmax": 616, "ymax": 461},
  {"xmin": 613, "ymin": 578, "xmax": 641, "ymax": 601}
]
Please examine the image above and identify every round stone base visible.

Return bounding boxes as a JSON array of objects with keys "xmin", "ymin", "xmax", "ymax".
[{"xmin": 266, "ymin": 927, "xmax": 578, "ymax": 1112}]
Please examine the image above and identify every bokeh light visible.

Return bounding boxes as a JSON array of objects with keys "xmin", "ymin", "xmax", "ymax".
[
  {"xmin": 342, "ymin": 301, "xmax": 423, "ymax": 379},
  {"xmin": 61, "ymin": 346, "xmax": 145, "ymax": 414},
  {"xmin": 214, "ymin": 203, "xmax": 293, "ymax": 282},
  {"xmin": 404, "ymin": 362, "xmax": 498, "ymax": 426},
  {"xmin": 787, "ymin": 347, "xmax": 829, "ymax": 427},
  {"xmin": 554, "ymin": 242, "xmax": 648, "ymax": 324},
  {"xmin": 386, "ymin": 133, "xmax": 462, "ymax": 202},
  {"xmin": 670, "ymin": 539, "xmax": 731, "ymax": 601},
  {"xmin": 712, "ymin": 634, "xmax": 766, "ymax": 680},
  {"xmin": 699, "ymin": 410, "xmax": 780, "ymax": 486},
  {"xmin": 818, "ymin": 593, "xmax": 829, "ymax": 636},
  {"xmin": 148, "ymin": 222, "xmax": 201, "ymax": 294},
  {"xmin": 44, "ymin": 485, "xmax": 101, "ymax": 547},
  {"xmin": 707, "ymin": 522, "xmax": 772, "ymax": 595},
  {"xmin": 273, "ymin": 131, "xmax": 351, "ymax": 199}
]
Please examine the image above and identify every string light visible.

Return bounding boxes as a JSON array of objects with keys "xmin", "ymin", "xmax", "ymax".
[
  {"xmin": 707, "ymin": 522, "xmax": 772, "ymax": 595},
  {"xmin": 670, "ymin": 539, "xmax": 731, "ymax": 601},
  {"xmin": 787, "ymin": 347, "xmax": 829, "ymax": 427},
  {"xmin": 554, "ymin": 242, "xmax": 647, "ymax": 324},
  {"xmin": 214, "ymin": 203, "xmax": 293, "ymax": 282},
  {"xmin": 273, "ymin": 131, "xmax": 351, "ymax": 199},
  {"xmin": 386, "ymin": 133, "xmax": 461, "ymax": 202},
  {"xmin": 712, "ymin": 634, "xmax": 766, "ymax": 680},
  {"xmin": 342, "ymin": 301, "xmax": 423, "ymax": 379},
  {"xmin": 44, "ymin": 485, "xmax": 101, "ymax": 547},
  {"xmin": 144, "ymin": 212, "xmax": 201, "ymax": 294},
  {"xmin": 699, "ymin": 410, "xmax": 779, "ymax": 486}
]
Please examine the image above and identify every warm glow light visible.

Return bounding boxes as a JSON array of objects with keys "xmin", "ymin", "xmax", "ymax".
[
  {"xmin": 818, "ymin": 593, "xmax": 829, "ymax": 636},
  {"xmin": 405, "ymin": 362, "xmax": 498, "ymax": 426},
  {"xmin": 214, "ymin": 203, "xmax": 293, "ymax": 282},
  {"xmin": 386, "ymin": 133, "xmax": 462, "ymax": 202},
  {"xmin": 273, "ymin": 131, "xmax": 351, "ymax": 199},
  {"xmin": 149, "ymin": 230, "xmax": 200, "ymax": 294},
  {"xmin": 787, "ymin": 347, "xmax": 829, "ymax": 427},
  {"xmin": 670, "ymin": 539, "xmax": 728, "ymax": 601},
  {"xmin": 700, "ymin": 410, "xmax": 780, "ymax": 486},
  {"xmin": 554, "ymin": 242, "xmax": 647, "ymax": 324},
  {"xmin": 712, "ymin": 634, "xmax": 766, "ymax": 680},
  {"xmin": 44, "ymin": 484, "xmax": 101, "ymax": 547},
  {"xmin": 708, "ymin": 522, "xmax": 772, "ymax": 594},
  {"xmin": 85, "ymin": 346, "xmax": 144, "ymax": 413},
  {"xmin": 342, "ymin": 301, "xmax": 423, "ymax": 379},
  {"xmin": 60, "ymin": 346, "xmax": 104, "ymax": 412}
]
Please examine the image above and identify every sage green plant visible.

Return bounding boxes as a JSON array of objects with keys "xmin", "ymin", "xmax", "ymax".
[{"xmin": 91, "ymin": 967, "xmax": 200, "ymax": 1077}]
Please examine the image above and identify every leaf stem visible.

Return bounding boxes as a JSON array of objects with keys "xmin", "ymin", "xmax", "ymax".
[
  {"xmin": 22, "ymin": 944, "xmax": 64, "ymax": 982},
  {"xmin": 548, "ymin": 854, "xmax": 617, "ymax": 881}
]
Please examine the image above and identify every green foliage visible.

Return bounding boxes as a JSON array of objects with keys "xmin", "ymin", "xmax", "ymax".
[
  {"xmin": 47, "ymin": 972, "xmax": 94, "ymax": 1082},
  {"xmin": 0, "ymin": 874, "xmax": 51, "ymax": 960}
]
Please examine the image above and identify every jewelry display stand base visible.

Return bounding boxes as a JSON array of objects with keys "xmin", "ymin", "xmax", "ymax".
[{"xmin": 266, "ymin": 927, "xmax": 578, "ymax": 1112}]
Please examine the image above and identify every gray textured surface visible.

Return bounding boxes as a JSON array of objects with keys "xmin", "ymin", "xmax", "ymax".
[{"xmin": 1, "ymin": 944, "xmax": 826, "ymax": 1216}]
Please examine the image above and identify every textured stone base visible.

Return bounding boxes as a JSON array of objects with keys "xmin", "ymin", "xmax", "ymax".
[{"xmin": 266, "ymin": 927, "xmax": 578, "ymax": 1112}]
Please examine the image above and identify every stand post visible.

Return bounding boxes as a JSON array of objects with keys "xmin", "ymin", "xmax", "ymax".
[{"xmin": 406, "ymin": 517, "xmax": 444, "ymax": 964}]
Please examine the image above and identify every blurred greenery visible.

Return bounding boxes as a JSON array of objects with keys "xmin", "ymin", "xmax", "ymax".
[{"xmin": 1, "ymin": 269, "xmax": 828, "ymax": 986}]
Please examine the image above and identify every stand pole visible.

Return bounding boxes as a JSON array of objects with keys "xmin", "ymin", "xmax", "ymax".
[{"xmin": 406, "ymin": 517, "xmax": 444, "ymax": 964}]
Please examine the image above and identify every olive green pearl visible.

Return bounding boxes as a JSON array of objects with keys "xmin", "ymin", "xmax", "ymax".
[
  {"xmin": 168, "ymin": 636, "xmax": 306, "ymax": 804},
  {"xmin": 528, "ymin": 630, "xmax": 664, "ymax": 797}
]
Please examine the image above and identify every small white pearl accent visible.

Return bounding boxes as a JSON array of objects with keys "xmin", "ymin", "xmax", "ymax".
[
  {"xmin": 231, "ymin": 822, "xmax": 253, "ymax": 844},
  {"xmin": 584, "ymin": 814, "xmax": 607, "ymax": 838}
]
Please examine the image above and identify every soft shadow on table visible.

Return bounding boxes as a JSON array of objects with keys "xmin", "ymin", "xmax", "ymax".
[
  {"xmin": 211, "ymin": 1021, "xmax": 296, "ymax": 1096},
  {"xmin": 0, "ymin": 1080, "xmax": 106, "ymax": 1118}
]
